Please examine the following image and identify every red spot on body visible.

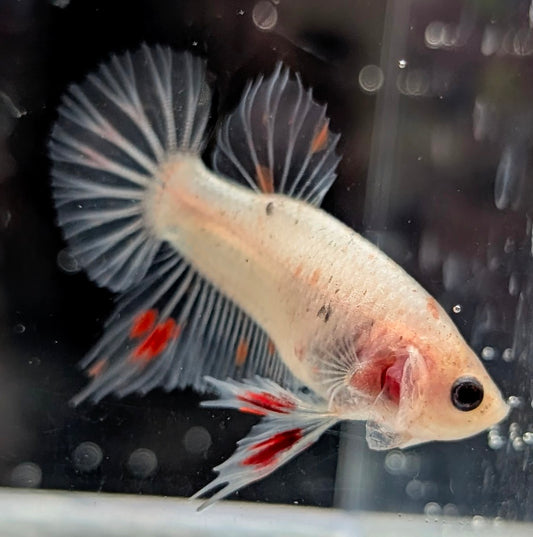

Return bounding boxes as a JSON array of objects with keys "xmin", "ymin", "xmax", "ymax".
[
  {"xmin": 131, "ymin": 318, "xmax": 178, "ymax": 363},
  {"xmin": 130, "ymin": 309, "xmax": 157, "ymax": 338},
  {"xmin": 243, "ymin": 428, "xmax": 303, "ymax": 467},
  {"xmin": 267, "ymin": 338, "xmax": 276, "ymax": 356},
  {"xmin": 426, "ymin": 297, "xmax": 440, "ymax": 320},
  {"xmin": 237, "ymin": 391, "xmax": 295, "ymax": 414},
  {"xmin": 293, "ymin": 264, "xmax": 303, "ymax": 278},
  {"xmin": 309, "ymin": 268, "xmax": 321, "ymax": 286}
]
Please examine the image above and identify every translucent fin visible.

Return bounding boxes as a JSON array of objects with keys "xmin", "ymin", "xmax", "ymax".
[
  {"xmin": 71, "ymin": 247, "xmax": 299, "ymax": 405},
  {"xmin": 49, "ymin": 44, "xmax": 211, "ymax": 292},
  {"xmin": 213, "ymin": 63, "xmax": 341, "ymax": 206},
  {"xmin": 191, "ymin": 376, "xmax": 338, "ymax": 509}
]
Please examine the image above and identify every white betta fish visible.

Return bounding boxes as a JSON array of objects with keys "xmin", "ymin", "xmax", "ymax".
[{"xmin": 49, "ymin": 44, "xmax": 509, "ymax": 507}]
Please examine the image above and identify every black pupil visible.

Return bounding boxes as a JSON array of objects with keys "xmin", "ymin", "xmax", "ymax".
[{"xmin": 451, "ymin": 377, "xmax": 484, "ymax": 411}]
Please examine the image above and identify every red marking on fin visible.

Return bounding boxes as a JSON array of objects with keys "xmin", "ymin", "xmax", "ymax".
[
  {"xmin": 267, "ymin": 338, "xmax": 276, "ymax": 356},
  {"xmin": 243, "ymin": 428, "xmax": 303, "ymax": 467},
  {"xmin": 235, "ymin": 338, "xmax": 249, "ymax": 366},
  {"xmin": 255, "ymin": 164, "xmax": 274, "ymax": 193},
  {"xmin": 237, "ymin": 391, "xmax": 296, "ymax": 414},
  {"xmin": 238, "ymin": 406, "xmax": 267, "ymax": 416},
  {"xmin": 88, "ymin": 359, "xmax": 107, "ymax": 378},
  {"xmin": 130, "ymin": 309, "xmax": 157, "ymax": 338},
  {"xmin": 311, "ymin": 120, "xmax": 329, "ymax": 153},
  {"xmin": 131, "ymin": 318, "xmax": 177, "ymax": 363}
]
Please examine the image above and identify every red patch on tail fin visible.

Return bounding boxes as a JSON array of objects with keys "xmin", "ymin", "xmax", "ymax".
[
  {"xmin": 131, "ymin": 318, "xmax": 178, "ymax": 363},
  {"xmin": 237, "ymin": 391, "xmax": 296, "ymax": 415},
  {"xmin": 242, "ymin": 428, "xmax": 303, "ymax": 467},
  {"xmin": 130, "ymin": 309, "xmax": 157, "ymax": 338}
]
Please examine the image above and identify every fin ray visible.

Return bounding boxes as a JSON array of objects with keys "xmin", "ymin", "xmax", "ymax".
[
  {"xmin": 191, "ymin": 377, "xmax": 338, "ymax": 509},
  {"xmin": 214, "ymin": 64, "xmax": 341, "ymax": 206},
  {"xmin": 50, "ymin": 45, "xmax": 211, "ymax": 293}
]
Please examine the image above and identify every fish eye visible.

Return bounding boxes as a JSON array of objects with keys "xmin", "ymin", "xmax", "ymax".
[{"xmin": 451, "ymin": 376, "xmax": 484, "ymax": 411}]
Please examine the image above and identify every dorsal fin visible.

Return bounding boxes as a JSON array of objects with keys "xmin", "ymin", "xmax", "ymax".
[{"xmin": 213, "ymin": 63, "xmax": 341, "ymax": 206}]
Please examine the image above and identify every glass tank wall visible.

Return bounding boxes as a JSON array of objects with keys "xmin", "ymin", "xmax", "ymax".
[{"xmin": 0, "ymin": 0, "xmax": 532, "ymax": 532}]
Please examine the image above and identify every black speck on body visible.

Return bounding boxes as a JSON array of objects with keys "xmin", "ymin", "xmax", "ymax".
[
  {"xmin": 317, "ymin": 304, "xmax": 332, "ymax": 323},
  {"xmin": 265, "ymin": 202, "xmax": 274, "ymax": 215}
]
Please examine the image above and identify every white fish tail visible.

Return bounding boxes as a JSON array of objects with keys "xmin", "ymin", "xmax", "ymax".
[
  {"xmin": 49, "ymin": 44, "xmax": 211, "ymax": 292},
  {"xmin": 191, "ymin": 376, "xmax": 339, "ymax": 509}
]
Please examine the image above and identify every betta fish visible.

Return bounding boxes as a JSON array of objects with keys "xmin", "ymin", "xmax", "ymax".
[{"xmin": 48, "ymin": 44, "xmax": 509, "ymax": 508}]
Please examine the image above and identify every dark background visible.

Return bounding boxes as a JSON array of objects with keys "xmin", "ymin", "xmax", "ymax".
[{"xmin": 0, "ymin": 0, "xmax": 532, "ymax": 520}]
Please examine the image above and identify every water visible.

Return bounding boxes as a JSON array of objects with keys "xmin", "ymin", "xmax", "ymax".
[{"xmin": 1, "ymin": 0, "xmax": 533, "ymax": 533}]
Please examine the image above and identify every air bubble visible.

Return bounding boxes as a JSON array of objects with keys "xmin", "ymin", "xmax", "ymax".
[
  {"xmin": 424, "ymin": 502, "xmax": 442, "ymax": 516},
  {"xmin": 472, "ymin": 515, "xmax": 486, "ymax": 529},
  {"xmin": 488, "ymin": 435, "xmax": 505, "ymax": 450},
  {"xmin": 57, "ymin": 249, "xmax": 80, "ymax": 273},
  {"xmin": 512, "ymin": 437, "xmax": 525, "ymax": 451},
  {"xmin": 72, "ymin": 441, "xmax": 103, "ymax": 472},
  {"xmin": 358, "ymin": 65, "xmax": 384, "ymax": 93},
  {"xmin": 10, "ymin": 462, "xmax": 42, "ymax": 488},
  {"xmin": 384, "ymin": 450, "xmax": 406, "ymax": 475},
  {"xmin": 14, "ymin": 323, "xmax": 26, "ymax": 334},
  {"xmin": 522, "ymin": 432, "xmax": 533, "ymax": 445},
  {"xmin": 252, "ymin": 1, "xmax": 278, "ymax": 31},
  {"xmin": 183, "ymin": 426, "xmax": 212, "ymax": 455},
  {"xmin": 398, "ymin": 59, "xmax": 408, "ymax": 69},
  {"xmin": 502, "ymin": 348, "xmax": 514, "ymax": 362},
  {"xmin": 452, "ymin": 304, "xmax": 462, "ymax": 314},
  {"xmin": 507, "ymin": 395, "xmax": 523, "ymax": 409},
  {"xmin": 127, "ymin": 448, "xmax": 158, "ymax": 479},
  {"xmin": 405, "ymin": 479, "xmax": 424, "ymax": 500},
  {"xmin": 481, "ymin": 346, "xmax": 496, "ymax": 360},
  {"xmin": 443, "ymin": 503, "xmax": 459, "ymax": 516}
]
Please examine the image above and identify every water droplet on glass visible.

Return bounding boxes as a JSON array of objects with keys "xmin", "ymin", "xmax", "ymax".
[
  {"xmin": 481, "ymin": 346, "xmax": 496, "ymax": 360},
  {"xmin": 384, "ymin": 450, "xmax": 406, "ymax": 475},
  {"xmin": 127, "ymin": 448, "xmax": 158, "ymax": 479},
  {"xmin": 424, "ymin": 502, "xmax": 442, "ymax": 516},
  {"xmin": 512, "ymin": 437, "xmax": 525, "ymax": 451},
  {"xmin": 452, "ymin": 304, "xmax": 462, "ymax": 314},
  {"xmin": 10, "ymin": 462, "xmax": 42, "ymax": 488},
  {"xmin": 183, "ymin": 426, "xmax": 212, "ymax": 455},
  {"xmin": 425, "ymin": 21, "xmax": 445, "ymax": 49},
  {"xmin": 488, "ymin": 435, "xmax": 505, "ymax": 450},
  {"xmin": 252, "ymin": 1, "xmax": 278, "ymax": 31},
  {"xmin": 502, "ymin": 348, "xmax": 514, "ymax": 362},
  {"xmin": 472, "ymin": 515, "xmax": 486, "ymax": 529},
  {"xmin": 398, "ymin": 59, "xmax": 408, "ymax": 69},
  {"xmin": 405, "ymin": 479, "xmax": 424, "ymax": 500},
  {"xmin": 14, "ymin": 323, "xmax": 26, "ymax": 334},
  {"xmin": 522, "ymin": 432, "xmax": 533, "ymax": 445},
  {"xmin": 358, "ymin": 65, "xmax": 384, "ymax": 93},
  {"xmin": 443, "ymin": 503, "xmax": 459, "ymax": 516},
  {"xmin": 72, "ymin": 441, "xmax": 103, "ymax": 472},
  {"xmin": 57, "ymin": 249, "xmax": 81, "ymax": 273},
  {"xmin": 507, "ymin": 395, "xmax": 523, "ymax": 409}
]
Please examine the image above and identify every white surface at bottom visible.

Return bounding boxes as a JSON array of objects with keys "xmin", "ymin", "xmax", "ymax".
[{"xmin": 0, "ymin": 488, "xmax": 530, "ymax": 537}]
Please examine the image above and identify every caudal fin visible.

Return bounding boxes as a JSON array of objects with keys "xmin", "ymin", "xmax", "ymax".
[
  {"xmin": 191, "ymin": 376, "xmax": 339, "ymax": 509},
  {"xmin": 49, "ymin": 44, "xmax": 211, "ymax": 292}
]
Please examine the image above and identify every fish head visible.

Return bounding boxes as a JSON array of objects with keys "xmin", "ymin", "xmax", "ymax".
[{"xmin": 364, "ymin": 341, "xmax": 509, "ymax": 451}]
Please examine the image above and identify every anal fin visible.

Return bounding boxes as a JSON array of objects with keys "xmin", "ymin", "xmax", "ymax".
[{"xmin": 191, "ymin": 376, "xmax": 339, "ymax": 509}]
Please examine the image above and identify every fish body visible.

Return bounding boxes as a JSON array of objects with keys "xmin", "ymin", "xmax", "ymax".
[{"xmin": 49, "ymin": 45, "xmax": 509, "ymax": 507}]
